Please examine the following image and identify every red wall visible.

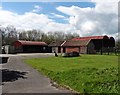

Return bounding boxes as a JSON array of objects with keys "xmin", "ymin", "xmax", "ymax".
[
  {"xmin": 66, "ymin": 47, "xmax": 80, "ymax": 53},
  {"xmin": 14, "ymin": 41, "xmax": 22, "ymax": 48},
  {"xmin": 63, "ymin": 46, "xmax": 87, "ymax": 54}
]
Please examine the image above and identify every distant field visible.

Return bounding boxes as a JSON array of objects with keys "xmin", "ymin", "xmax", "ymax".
[{"xmin": 25, "ymin": 55, "xmax": 118, "ymax": 94}]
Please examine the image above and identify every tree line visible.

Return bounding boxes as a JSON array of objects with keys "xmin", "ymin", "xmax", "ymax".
[
  {"xmin": 0, "ymin": 25, "xmax": 119, "ymax": 50},
  {"xmin": 0, "ymin": 25, "xmax": 80, "ymax": 45}
]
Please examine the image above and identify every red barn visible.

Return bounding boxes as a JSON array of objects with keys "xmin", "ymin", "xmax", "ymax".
[
  {"xmin": 49, "ymin": 35, "xmax": 115, "ymax": 54},
  {"xmin": 71, "ymin": 35, "xmax": 115, "ymax": 53},
  {"xmin": 13, "ymin": 40, "xmax": 48, "ymax": 53}
]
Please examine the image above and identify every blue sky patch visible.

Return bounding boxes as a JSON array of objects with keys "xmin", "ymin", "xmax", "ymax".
[{"xmin": 2, "ymin": 2, "xmax": 95, "ymax": 24}]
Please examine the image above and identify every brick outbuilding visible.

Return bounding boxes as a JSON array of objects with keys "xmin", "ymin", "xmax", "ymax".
[{"xmin": 62, "ymin": 40, "xmax": 95, "ymax": 54}]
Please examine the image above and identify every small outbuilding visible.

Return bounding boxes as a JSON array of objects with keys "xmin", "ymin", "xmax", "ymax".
[
  {"xmin": 48, "ymin": 41, "xmax": 65, "ymax": 53},
  {"xmin": 62, "ymin": 40, "xmax": 95, "ymax": 54},
  {"xmin": 13, "ymin": 40, "xmax": 48, "ymax": 53}
]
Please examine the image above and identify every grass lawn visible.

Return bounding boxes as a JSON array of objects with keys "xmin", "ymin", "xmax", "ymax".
[{"xmin": 25, "ymin": 54, "xmax": 118, "ymax": 94}]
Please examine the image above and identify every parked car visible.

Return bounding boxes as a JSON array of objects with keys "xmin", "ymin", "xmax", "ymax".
[{"xmin": 63, "ymin": 51, "xmax": 80, "ymax": 57}]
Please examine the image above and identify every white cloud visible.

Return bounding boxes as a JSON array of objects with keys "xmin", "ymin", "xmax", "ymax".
[
  {"xmin": 56, "ymin": 0, "xmax": 118, "ymax": 38},
  {"xmin": 91, "ymin": 0, "xmax": 119, "ymax": 3},
  {"xmin": 93, "ymin": 0, "xmax": 118, "ymax": 14},
  {"xmin": 0, "ymin": 9, "xmax": 71, "ymax": 33},
  {"xmin": 31, "ymin": 5, "xmax": 42, "ymax": 13},
  {"xmin": 43, "ymin": 22, "xmax": 71, "ymax": 33},
  {"xmin": 51, "ymin": 13, "xmax": 66, "ymax": 19},
  {"xmin": 0, "ymin": 10, "xmax": 53, "ymax": 30},
  {"xmin": 56, "ymin": 6, "xmax": 74, "ymax": 16},
  {"xmin": 0, "ymin": 1, "xmax": 119, "ymax": 39}
]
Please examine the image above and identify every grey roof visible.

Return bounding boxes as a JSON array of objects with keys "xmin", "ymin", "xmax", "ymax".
[{"xmin": 48, "ymin": 41, "xmax": 65, "ymax": 47}]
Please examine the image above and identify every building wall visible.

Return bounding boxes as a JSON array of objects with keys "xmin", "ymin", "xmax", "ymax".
[
  {"xmin": 87, "ymin": 41, "xmax": 95, "ymax": 54},
  {"xmin": 14, "ymin": 46, "xmax": 23, "ymax": 53},
  {"xmin": 61, "ymin": 46, "xmax": 87, "ymax": 54},
  {"xmin": 65, "ymin": 47, "xmax": 80, "ymax": 53},
  {"xmin": 14, "ymin": 45, "xmax": 48, "ymax": 53},
  {"xmin": 14, "ymin": 41, "xmax": 22, "ymax": 47},
  {"xmin": 52, "ymin": 47, "xmax": 58, "ymax": 53},
  {"xmin": 14, "ymin": 41, "xmax": 23, "ymax": 53},
  {"xmin": 4, "ymin": 45, "xmax": 15, "ymax": 54},
  {"xmin": 22, "ymin": 45, "xmax": 47, "ymax": 53},
  {"xmin": 61, "ymin": 47, "xmax": 63, "ymax": 53},
  {"xmin": 80, "ymin": 46, "xmax": 87, "ymax": 54},
  {"xmin": 62, "ymin": 41, "xmax": 95, "ymax": 54}
]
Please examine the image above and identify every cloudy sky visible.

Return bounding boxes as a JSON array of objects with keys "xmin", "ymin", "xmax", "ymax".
[{"xmin": 0, "ymin": 0, "xmax": 119, "ymax": 38}]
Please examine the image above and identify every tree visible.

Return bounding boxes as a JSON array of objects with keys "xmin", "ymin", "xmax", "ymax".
[
  {"xmin": 4, "ymin": 25, "xmax": 18, "ymax": 45},
  {"xmin": 65, "ymin": 32, "xmax": 80, "ymax": 40},
  {"xmin": 31, "ymin": 29, "xmax": 43, "ymax": 41},
  {"xmin": 18, "ymin": 31, "xmax": 28, "ymax": 40},
  {"xmin": 116, "ymin": 39, "xmax": 120, "ymax": 49},
  {"xmin": 0, "ymin": 25, "xmax": 80, "ymax": 45},
  {"xmin": 0, "ymin": 26, "xmax": 6, "ymax": 45}
]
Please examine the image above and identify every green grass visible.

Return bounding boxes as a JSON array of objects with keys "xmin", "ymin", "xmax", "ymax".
[{"xmin": 25, "ymin": 54, "xmax": 119, "ymax": 94}]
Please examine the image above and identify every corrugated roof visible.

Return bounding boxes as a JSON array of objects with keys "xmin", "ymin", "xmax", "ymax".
[
  {"xmin": 72, "ymin": 35, "xmax": 109, "ymax": 41},
  {"xmin": 62, "ymin": 40, "xmax": 90, "ymax": 47},
  {"xmin": 49, "ymin": 41, "xmax": 65, "ymax": 47},
  {"xmin": 16, "ymin": 40, "xmax": 47, "ymax": 46}
]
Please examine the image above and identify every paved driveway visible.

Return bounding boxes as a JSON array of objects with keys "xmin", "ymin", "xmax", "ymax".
[{"xmin": 1, "ymin": 53, "xmax": 71, "ymax": 93}]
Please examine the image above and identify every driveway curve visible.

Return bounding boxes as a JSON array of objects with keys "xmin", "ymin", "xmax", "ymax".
[{"xmin": 2, "ymin": 53, "xmax": 72, "ymax": 93}]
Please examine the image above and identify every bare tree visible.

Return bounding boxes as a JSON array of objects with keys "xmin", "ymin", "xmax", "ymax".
[
  {"xmin": 0, "ymin": 25, "xmax": 80, "ymax": 45},
  {"xmin": 19, "ymin": 31, "xmax": 28, "ymax": 40},
  {"xmin": 5, "ymin": 25, "xmax": 18, "ymax": 45},
  {"xmin": 65, "ymin": 32, "xmax": 80, "ymax": 40}
]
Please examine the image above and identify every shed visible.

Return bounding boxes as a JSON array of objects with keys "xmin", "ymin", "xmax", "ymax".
[
  {"xmin": 62, "ymin": 40, "xmax": 95, "ymax": 54},
  {"xmin": 13, "ymin": 40, "xmax": 48, "ymax": 53},
  {"xmin": 48, "ymin": 41, "xmax": 65, "ymax": 53}
]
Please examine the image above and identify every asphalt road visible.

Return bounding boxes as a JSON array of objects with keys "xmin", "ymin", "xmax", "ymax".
[{"xmin": 1, "ymin": 53, "xmax": 72, "ymax": 94}]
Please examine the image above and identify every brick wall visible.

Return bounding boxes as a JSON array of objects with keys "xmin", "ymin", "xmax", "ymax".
[
  {"xmin": 80, "ymin": 46, "xmax": 87, "ymax": 54},
  {"xmin": 66, "ymin": 47, "xmax": 80, "ymax": 53}
]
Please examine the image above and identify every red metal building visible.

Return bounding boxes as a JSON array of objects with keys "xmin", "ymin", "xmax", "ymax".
[{"xmin": 13, "ymin": 40, "xmax": 48, "ymax": 53}]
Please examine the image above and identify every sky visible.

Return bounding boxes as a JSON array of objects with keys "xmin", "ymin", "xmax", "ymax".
[{"xmin": 0, "ymin": 0, "xmax": 119, "ymax": 39}]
